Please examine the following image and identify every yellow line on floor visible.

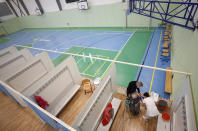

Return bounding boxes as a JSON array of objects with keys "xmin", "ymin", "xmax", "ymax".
[
  {"xmin": 149, "ymin": 31, "xmax": 162, "ymax": 94},
  {"xmin": 93, "ymin": 61, "xmax": 107, "ymax": 76},
  {"xmin": 81, "ymin": 73, "xmax": 95, "ymax": 77},
  {"xmin": 83, "ymin": 56, "xmax": 109, "ymax": 77},
  {"xmin": 82, "ymin": 59, "xmax": 97, "ymax": 73},
  {"xmin": 101, "ymin": 32, "xmax": 136, "ymax": 79}
]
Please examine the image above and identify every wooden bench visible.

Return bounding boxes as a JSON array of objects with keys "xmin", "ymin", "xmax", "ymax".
[
  {"xmin": 0, "ymin": 49, "xmax": 33, "ymax": 79},
  {"xmin": 23, "ymin": 56, "xmax": 81, "ymax": 116},
  {"xmin": 165, "ymin": 67, "xmax": 172, "ymax": 93},
  {"xmin": 162, "ymin": 41, "xmax": 170, "ymax": 48},
  {"xmin": 72, "ymin": 64, "xmax": 121, "ymax": 131},
  {"xmin": 162, "ymin": 53, "xmax": 169, "ymax": 57},
  {"xmin": 162, "ymin": 49, "xmax": 169, "ymax": 53},
  {"xmin": 0, "ymin": 46, "xmax": 17, "ymax": 61}
]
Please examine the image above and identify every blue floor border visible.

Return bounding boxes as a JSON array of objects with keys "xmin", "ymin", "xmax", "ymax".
[{"xmin": 134, "ymin": 28, "xmax": 155, "ymax": 81}]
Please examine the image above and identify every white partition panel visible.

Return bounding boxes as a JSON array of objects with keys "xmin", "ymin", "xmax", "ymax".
[
  {"xmin": 0, "ymin": 49, "xmax": 33, "ymax": 79},
  {"xmin": 2, "ymin": 52, "xmax": 54, "ymax": 93},
  {"xmin": 66, "ymin": 56, "xmax": 82, "ymax": 85},
  {"xmin": 0, "ymin": 46, "xmax": 17, "ymax": 61},
  {"xmin": 23, "ymin": 56, "xmax": 81, "ymax": 116},
  {"xmin": 72, "ymin": 64, "xmax": 117, "ymax": 131},
  {"xmin": 171, "ymin": 76, "xmax": 197, "ymax": 131}
]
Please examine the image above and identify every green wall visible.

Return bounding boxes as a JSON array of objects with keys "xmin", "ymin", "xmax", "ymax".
[
  {"xmin": 0, "ymin": 18, "xmax": 23, "ymax": 35},
  {"xmin": 17, "ymin": 3, "xmax": 158, "ymax": 29},
  {"xmin": 171, "ymin": 26, "xmax": 198, "ymax": 126},
  {"xmin": 0, "ymin": 3, "xmax": 159, "ymax": 33}
]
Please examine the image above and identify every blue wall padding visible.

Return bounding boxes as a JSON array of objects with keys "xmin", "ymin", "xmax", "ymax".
[
  {"xmin": 23, "ymin": 98, "xmax": 62, "ymax": 130},
  {"xmin": 57, "ymin": 120, "xmax": 70, "ymax": 131}
]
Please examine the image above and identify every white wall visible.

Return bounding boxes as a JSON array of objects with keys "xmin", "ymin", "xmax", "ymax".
[
  {"xmin": 7, "ymin": 0, "xmax": 123, "ymax": 16},
  {"xmin": 171, "ymin": 76, "xmax": 197, "ymax": 131}
]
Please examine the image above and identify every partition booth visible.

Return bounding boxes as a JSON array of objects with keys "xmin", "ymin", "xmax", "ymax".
[
  {"xmin": 0, "ymin": 46, "xmax": 17, "ymax": 61},
  {"xmin": 0, "ymin": 46, "xmax": 197, "ymax": 131}
]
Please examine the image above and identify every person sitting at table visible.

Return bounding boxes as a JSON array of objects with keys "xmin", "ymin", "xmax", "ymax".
[
  {"xmin": 127, "ymin": 81, "xmax": 143, "ymax": 98},
  {"xmin": 142, "ymin": 92, "xmax": 160, "ymax": 121}
]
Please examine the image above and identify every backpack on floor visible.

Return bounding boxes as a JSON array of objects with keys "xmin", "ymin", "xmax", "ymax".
[{"xmin": 129, "ymin": 97, "xmax": 140, "ymax": 115}]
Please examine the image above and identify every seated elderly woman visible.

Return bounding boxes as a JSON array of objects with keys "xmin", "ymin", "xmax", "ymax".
[{"xmin": 142, "ymin": 92, "xmax": 160, "ymax": 121}]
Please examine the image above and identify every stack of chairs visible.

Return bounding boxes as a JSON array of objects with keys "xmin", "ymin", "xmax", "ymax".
[{"xmin": 160, "ymin": 24, "xmax": 172, "ymax": 64}]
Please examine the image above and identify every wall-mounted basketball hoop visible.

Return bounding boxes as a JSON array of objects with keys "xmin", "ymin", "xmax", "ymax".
[
  {"xmin": 77, "ymin": 0, "xmax": 88, "ymax": 10},
  {"xmin": 35, "ymin": 8, "xmax": 42, "ymax": 16}
]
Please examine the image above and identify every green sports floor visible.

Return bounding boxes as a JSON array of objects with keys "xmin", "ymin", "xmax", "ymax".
[
  {"xmin": 0, "ymin": 27, "xmax": 152, "ymax": 88},
  {"xmin": 50, "ymin": 29, "xmax": 152, "ymax": 88}
]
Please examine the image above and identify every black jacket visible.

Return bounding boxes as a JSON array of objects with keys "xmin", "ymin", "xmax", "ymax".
[{"xmin": 127, "ymin": 81, "xmax": 140, "ymax": 96}]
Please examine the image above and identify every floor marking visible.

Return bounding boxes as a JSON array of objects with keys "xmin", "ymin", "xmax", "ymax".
[
  {"xmin": 114, "ymin": 31, "xmax": 135, "ymax": 61},
  {"xmin": 53, "ymin": 45, "xmax": 110, "ymax": 78},
  {"xmin": 32, "ymin": 38, "xmax": 40, "ymax": 42},
  {"xmin": 77, "ymin": 32, "xmax": 135, "ymax": 78},
  {"xmin": 149, "ymin": 31, "xmax": 162, "ymax": 94},
  {"xmin": 93, "ymin": 61, "xmax": 107, "ymax": 76},
  {"xmin": 68, "ymin": 46, "xmax": 113, "ymax": 78},
  {"xmin": 82, "ymin": 59, "xmax": 97, "ymax": 73},
  {"xmin": 54, "ymin": 31, "xmax": 132, "ymax": 50},
  {"xmin": 39, "ymin": 39, "xmax": 51, "ymax": 42},
  {"xmin": 42, "ymin": 30, "xmax": 75, "ymax": 49},
  {"xmin": 101, "ymin": 32, "xmax": 136, "ymax": 79},
  {"xmin": 82, "ymin": 56, "xmax": 110, "ymax": 77},
  {"xmin": 74, "ymin": 45, "xmax": 118, "ymax": 52},
  {"xmin": 53, "ymin": 46, "xmax": 81, "ymax": 65}
]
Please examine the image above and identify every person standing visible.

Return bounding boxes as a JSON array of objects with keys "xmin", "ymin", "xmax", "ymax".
[{"xmin": 127, "ymin": 81, "xmax": 143, "ymax": 98}]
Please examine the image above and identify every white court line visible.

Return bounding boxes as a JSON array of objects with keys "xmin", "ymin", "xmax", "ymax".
[
  {"xmin": 39, "ymin": 39, "xmax": 51, "ymax": 42},
  {"xmin": 58, "ymin": 48, "xmax": 69, "ymax": 50},
  {"xmin": 53, "ymin": 31, "xmax": 132, "ymax": 50},
  {"xmin": 101, "ymin": 32, "xmax": 135, "ymax": 78},
  {"xmin": 73, "ymin": 45, "xmax": 118, "ymax": 52},
  {"xmin": 76, "ymin": 54, "xmax": 108, "ymax": 64},
  {"xmin": 116, "ymin": 31, "xmax": 136, "ymax": 57},
  {"xmin": 76, "ymin": 58, "xmax": 83, "ymax": 64},
  {"xmin": 31, "ymin": 31, "xmax": 60, "ymax": 47}
]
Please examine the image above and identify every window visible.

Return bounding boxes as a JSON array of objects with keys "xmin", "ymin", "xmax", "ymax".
[
  {"xmin": 65, "ymin": 0, "xmax": 78, "ymax": 3},
  {"xmin": 0, "ymin": 2, "xmax": 13, "ymax": 17}
]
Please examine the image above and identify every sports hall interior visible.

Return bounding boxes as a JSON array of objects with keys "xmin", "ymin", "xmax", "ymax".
[{"xmin": 0, "ymin": 0, "xmax": 197, "ymax": 131}]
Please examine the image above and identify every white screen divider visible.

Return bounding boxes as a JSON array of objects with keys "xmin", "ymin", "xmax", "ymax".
[
  {"xmin": 72, "ymin": 64, "xmax": 117, "ymax": 131},
  {"xmin": 0, "ymin": 46, "xmax": 17, "ymax": 61},
  {"xmin": 2, "ymin": 52, "xmax": 54, "ymax": 93},
  {"xmin": 23, "ymin": 56, "xmax": 81, "ymax": 116},
  {"xmin": 0, "ymin": 80, "xmax": 76, "ymax": 131},
  {"xmin": 0, "ymin": 48, "xmax": 33, "ymax": 79},
  {"xmin": 171, "ymin": 76, "xmax": 197, "ymax": 131}
]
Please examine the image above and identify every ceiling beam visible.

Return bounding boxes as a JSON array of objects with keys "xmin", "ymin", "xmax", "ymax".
[
  {"xmin": 35, "ymin": 0, "xmax": 44, "ymax": 14},
  {"xmin": 56, "ymin": 0, "xmax": 62, "ymax": 11},
  {"xmin": 18, "ymin": 0, "xmax": 30, "ymax": 15}
]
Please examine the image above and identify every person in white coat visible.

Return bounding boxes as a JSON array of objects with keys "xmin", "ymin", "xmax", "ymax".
[{"xmin": 142, "ymin": 92, "xmax": 160, "ymax": 120}]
